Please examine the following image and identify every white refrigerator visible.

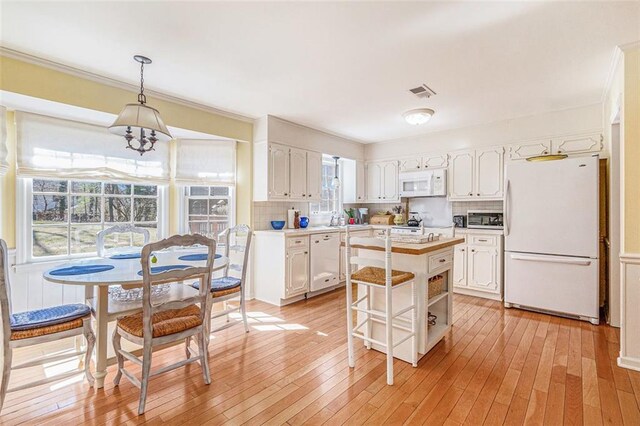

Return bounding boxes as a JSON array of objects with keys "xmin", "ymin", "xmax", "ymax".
[{"xmin": 504, "ymin": 155, "xmax": 599, "ymax": 324}]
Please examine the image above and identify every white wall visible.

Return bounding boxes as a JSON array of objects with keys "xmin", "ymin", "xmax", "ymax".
[
  {"xmin": 365, "ymin": 104, "xmax": 603, "ymax": 160},
  {"xmin": 256, "ymin": 115, "xmax": 365, "ymax": 160}
]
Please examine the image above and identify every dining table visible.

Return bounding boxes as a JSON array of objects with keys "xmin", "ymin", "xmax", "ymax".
[{"xmin": 43, "ymin": 248, "xmax": 229, "ymax": 388}]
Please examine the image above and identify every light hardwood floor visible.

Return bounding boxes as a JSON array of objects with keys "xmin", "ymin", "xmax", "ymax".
[{"xmin": 2, "ymin": 288, "xmax": 640, "ymax": 425}]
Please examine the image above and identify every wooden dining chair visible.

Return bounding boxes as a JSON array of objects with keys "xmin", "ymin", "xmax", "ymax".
[
  {"xmin": 112, "ymin": 234, "xmax": 216, "ymax": 415},
  {"xmin": 96, "ymin": 224, "xmax": 150, "ymax": 257},
  {"xmin": 0, "ymin": 239, "xmax": 95, "ymax": 412},
  {"xmin": 191, "ymin": 224, "xmax": 252, "ymax": 337},
  {"xmin": 344, "ymin": 228, "xmax": 418, "ymax": 385}
]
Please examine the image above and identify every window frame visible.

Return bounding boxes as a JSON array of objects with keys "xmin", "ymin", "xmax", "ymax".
[
  {"xmin": 310, "ymin": 156, "xmax": 343, "ymax": 216},
  {"xmin": 178, "ymin": 184, "xmax": 236, "ymax": 238},
  {"xmin": 17, "ymin": 178, "xmax": 167, "ymax": 264}
]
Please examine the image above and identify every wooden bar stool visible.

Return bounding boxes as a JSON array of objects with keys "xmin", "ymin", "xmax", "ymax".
[{"xmin": 345, "ymin": 228, "xmax": 418, "ymax": 385}]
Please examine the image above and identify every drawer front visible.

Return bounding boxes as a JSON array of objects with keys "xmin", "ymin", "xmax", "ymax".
[
  {"xmin": 468, "ymin": 235, "xmax": 498, "ymax": 246},
  {"xmin": 287, "ymin": 236, "xmax": 309, "ymax": 249},
  {"xmin": 428, "ymin": 251, "xmax": 453, "ymax": 273}
]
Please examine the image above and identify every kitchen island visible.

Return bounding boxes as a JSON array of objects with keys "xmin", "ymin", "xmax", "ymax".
[{"xmin": 347, "ymin": 237, "xmax": 465, "ymax": 363}]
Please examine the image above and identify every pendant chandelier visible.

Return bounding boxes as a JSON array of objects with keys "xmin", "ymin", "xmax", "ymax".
[
  {"xmin": 109, "ymin": 55, "xmax": 172, "ymax": 155},
  {"xmin": 331, "ymin": 156, "xmax": 341, "ymax": 189}
]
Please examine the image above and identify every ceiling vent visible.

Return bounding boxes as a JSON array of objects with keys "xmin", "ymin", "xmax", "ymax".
[{"xmin": 409, "ymin": 84, "xmax": 436, "ymax": 99}]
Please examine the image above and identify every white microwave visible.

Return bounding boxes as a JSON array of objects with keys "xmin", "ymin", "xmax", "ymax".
[{"xmin": 398, "ymin": 169, "xmax": 447, "ymax": 198}]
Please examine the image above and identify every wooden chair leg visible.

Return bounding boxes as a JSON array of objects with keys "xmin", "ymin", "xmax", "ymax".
[
  {"xmin": 197, "ymin": 332, "xmax": 211, "ymax": 385},
  {"xmin": 83, "ymin": 318, "xmax": 96, "ymax": 386},
  {"xmin": 411, "ymin": 282, "xmax": 418, "ymax": 368},
  {"xmin": 185, "ymin": 337, "xmax": 191, "ymax": 359},
  {"xmin": 112, "ymin": 329, "xmax": 123, "ymax": 386},
  {"xmin": 0, "ymin": 346, "xmax": 12, "ymax": 412},
  {"xmin": 346, "ymin": 280, "xmax": 355, "ymax": 368},
  {"xmin": 138, "ymin": 344, "xmax": 152, "ymax": 415},
  {"xmin": 365, "ymin": 285, "xmax": 372, "ymax": 350},
  {"xmin": 241, "ymin": 297, "xmax": 249, "ymax": 333}
]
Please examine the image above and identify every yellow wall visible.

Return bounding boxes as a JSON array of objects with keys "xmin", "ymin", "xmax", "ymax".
[
  {"xmin": 623, "ymin": 46, "xmax": 640, "ymax": 253},
  {"xmin": 0, "ymin": 55, "xmax": 253, "ymax": 249}
]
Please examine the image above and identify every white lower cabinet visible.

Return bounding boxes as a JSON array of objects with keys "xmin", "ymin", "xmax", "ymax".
[
  {"xmin": 285, "ymin": 246, "xmax": 309, "ymax": 298},
  {"xmin": 452, "ymin": 230, "xmax": 503, "ymax": 300}
]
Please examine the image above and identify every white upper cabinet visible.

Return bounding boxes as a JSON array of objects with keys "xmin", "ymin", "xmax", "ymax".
[
  {"xmin": 509, "ymin": 132, "xmax": 602, "ymax": 160},
  {"xmin": 382, "ymin": 161, "xmax": 399, "ymax": 200},
  {"xmin": 253, "ymin": 141, "xmax": 323, "ymax": 202},
  {"xmin": 399, "ymin": 157, "xmax": 422, "ymax": 172},
  {"xmin": 306, "ymin": 151, "xmax": 322, "ymax": 201},
  {"xmin": 268, "ymin": 143, "xmax": 290, "ymax": 199},
  {"xmin": 509, "ymin": 139, "xmax": 552, "ymax": 160},
  {"xmin": 356, "ymin": 161, "xmax": 366, "ymax": 202},
  {"xmin": 289, "ymin": 147, "xmax": 307, "ymax": 200},
  {"xmin": 399, "ymin": 154, "xmax": 448, "ymax": 172},
  {"xmin": 423, "ymin": 154, "xmax": 448, "ymax": 169},
  {"xmin": 475, "ymin": 147, "xmax": 504, "ymax": 198},
  {"xmin": 449, "ymin": 150, "xmax": 475, "ymax": 199},
  {"xmin": 366, "ymin": 162, "xmax": 383, "ymax": 202},
  {"xmin": 449, "ymin": 147, "xmax": 503, "ymax": 200},
  {"xmin": 552, "ymin": 132, "xmax": 603, "ymax": 155},
  {"xmin": 366, "ymin": 160, "xmax": 399, "ymax": 202}
]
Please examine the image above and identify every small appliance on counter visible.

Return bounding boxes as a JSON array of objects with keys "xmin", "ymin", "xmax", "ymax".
[
  {"xmin": 356, "ymin": 208, "xmax": 369, "ymax": 224},
  {"xmin": 453, "ymin": 215, "xmax": 467, "ymax": 228},
  {"xmin": 406, "ymin": 212, "xmax": 423, "ymax": 227},
  {"xmin": 467, "ymin": 210, "xmax": 503, "ymax": 229}
]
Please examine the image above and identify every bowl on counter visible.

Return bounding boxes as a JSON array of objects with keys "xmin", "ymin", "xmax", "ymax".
[
  {"xmin": 299, "ymin": 216, "xmax": 309, "ymax": 228},
  {"xmin": 271, "ymin": 220, "xmax": 286, "ymax": 230}
]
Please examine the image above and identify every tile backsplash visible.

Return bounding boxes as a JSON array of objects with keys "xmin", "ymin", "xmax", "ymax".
[{"xmin": 253, "ymin": 201, "xmax": 311, "ymax": 230}]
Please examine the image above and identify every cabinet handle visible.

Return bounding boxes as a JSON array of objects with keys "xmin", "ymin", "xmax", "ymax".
[
  {"xmin": 477, "ymin": 193, "xmax": 480, "ymax": 196},
  {"xmin": 284, "ymin": 193, "xmax": 288, "ymax": 196},
  {"xmin": 469, "ymin": 193, "xmax": 473, "ymax": 196},
  {"xmin": 304, "ymin": 251, "xmax": 308, "ymax": 254},
  {"xmin": 557, "ymin": 150, "xmax": 562, "ymax": 154},
  {"xmin": 302, "ymin": 194, "xmax": 306, "ymax": 197},
  {"xmin": 461, "ymin": 249, "xmax": 465, "ymax": 252},
  {"xmin": 417, "ymin": 165, "xmax": 421, "ymax": 168},
  {"xmin": 478, "ymin": 239, "xmax": 488, "ymax": 242},
  {"xmin": 471, "ymin": 249, "xmax": 475, "ymax": 252},
  {"xmin": 439, "ymin": 259, "xmax": 446, "ymax": 263},
  {"xmin": 543, "ymin": 151, "xmax": 548, "ymax": 154}
]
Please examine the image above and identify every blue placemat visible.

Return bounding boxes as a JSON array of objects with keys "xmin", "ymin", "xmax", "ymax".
[
  {"xmin": 178, "ymin": 253, "xmax": 222, "ymax": 261},
  {"xmin": 137, "ymin": 264, "xmax": 192, "ymax": 276},
  {"xmin": 49, "ymin": 264, "xmax": 115, "ymax": 276},
  {"xmin": 110, "ymin": 253, "xmax": 142, "ymax": 260}
]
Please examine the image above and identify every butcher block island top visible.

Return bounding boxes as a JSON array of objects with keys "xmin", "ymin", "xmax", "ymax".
[{"xmin": 343, "ymin": 237, "xmax": 465, "ymax": 255}]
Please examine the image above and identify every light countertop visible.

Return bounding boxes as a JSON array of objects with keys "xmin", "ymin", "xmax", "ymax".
[{"xmin": 343, "ymin": 237, "xmax": 465, "ymax": 256}]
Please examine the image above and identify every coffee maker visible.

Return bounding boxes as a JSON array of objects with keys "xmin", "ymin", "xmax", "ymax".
[{"xmin": 356, "ymin": 208, "xmax": 369, "ymax": 224}]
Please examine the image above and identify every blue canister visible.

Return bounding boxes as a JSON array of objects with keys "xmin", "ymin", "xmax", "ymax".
[{"xmin": 299, "ymin": 216, "xmax": 309, "ymax": 228}]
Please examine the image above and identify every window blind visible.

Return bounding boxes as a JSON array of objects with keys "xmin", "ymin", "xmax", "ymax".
[
  {"xmin": 174, "ymin": 139, "xmax": 236, "ymax": 185},
  {"xmin": 0, "ymin": 106, "xmax": 8, "ymax": 175},
  {"xmin": 15, "ymin": 112, "xmax": 170, "ymax": 183}
]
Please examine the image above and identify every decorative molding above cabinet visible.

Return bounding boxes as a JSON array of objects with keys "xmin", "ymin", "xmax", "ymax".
[
  {"xmin": 508, "ymin": 131, "xmax": 603, "ymax": 160},
  {"xmin": 399, "ymin": 153, "xmax": 448, "ymax": 172},
  {"xmin": 253, "ymin": 141, "xmax": 323, "ymax": 202}
]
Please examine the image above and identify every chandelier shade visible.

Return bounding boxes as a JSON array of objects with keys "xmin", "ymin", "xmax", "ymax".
[{"xmin": 109, "ymin": 103, "xmax": 172, "ymax": 142}]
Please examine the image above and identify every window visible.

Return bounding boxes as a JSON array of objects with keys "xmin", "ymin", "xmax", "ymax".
[
  {"xmin": 310, "ymin": 157, "xmax": 342, "ymax": 215},
  {"xmin": 183, "ymin": 186, "xmax": 234, "ymax": 238},
  {"xmin": 29, "ymin": 178, "xmax": 160, "ymax": 259}
]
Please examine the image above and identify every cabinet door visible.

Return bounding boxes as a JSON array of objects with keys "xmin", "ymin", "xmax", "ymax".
[
  {"xmin": 509, "ymin": 140, "xmax": 552, "ymax": 160},
  {"xmin": 423, "ymin": 154, "xmax": 448, "ymax": 169},
  {"xmin": 286, "ymin": 248, "xmax": 309, "ymax": 297},
  {"xmin": 552, "ymin": 132, "xmax": 603, "ymax": 155},
  {"xmin": 382, "ymin": 161, "xmax": 399, "ymax": 201},
  {"xmin": 475, "ymin": 147, "xmax": 504, "ymax": 198},
  {"xmin": 467, "ymin": 246, "xmax": 498, "ymax": 292},
  {"xmin": 289, "ymin": 148, "xmax": 307, "ymax": 200},
  {"xmin": 356, "ymin": 161, "xmax": 366, "ymax": 202},
  {"xmin": 306, "ymin": 151, "xmax": 323, "ymax": 201},
  {"xmin": 366, "ymin": 162, "xmax": 382, "ymax": 202},
  {"xmin": 269, "ymin": 143, "xmax": 290, "ymax": 199},
  {"xmin": 453, "ymin": 245, "xmax": 467, "ymax": 287},
  {"xmin": 449, "ymin": 151, "xmax": 475, "ymax": 199},
  {"xmin": 399, "ymin": 157, "xmax": 422, "ymax": 172}
]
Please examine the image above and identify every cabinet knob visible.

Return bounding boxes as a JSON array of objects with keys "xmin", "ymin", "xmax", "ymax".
[
  {"xmin": 557, "ymin": 150, "xmax": 562, "ymax": 154},
  {"xmin": 477, "ymin": 193, "xmax": 480, "ymax": 196},
  {"xmin": 304, "ymin": 251, "xmax": 308, "ymax": 254},
  {"xmin": 417, "ymin": 165, "xmax": 421, "ymax": 168},
  {"xmin": 461, "ymin": 249, "xmax": 465, "ymax": 252},
  {"xmin": 378, "ymin": 197, "xmax": 381, "ymax": 199},
  {"xmin": 469, "ymin": 193, "xmax": 473, "ymax": 196},
  {"xmin": 471, "ymin": 249, "xmax": 475, "ymax": 252},
  {"xmin": 543, "ymin": 151, "xmax": 548, "ymax": 154},
  {"xmin": 284, "ymin": 193, "xmax": 288, "ymax": 196}
]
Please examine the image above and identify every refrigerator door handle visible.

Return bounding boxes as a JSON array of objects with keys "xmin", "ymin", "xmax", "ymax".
[
  {"xmin": 504, "ymin": 179, "xmax": 511, "ymax": 236},
  {"xmin": 510, "ymin": 253, "xmax": 592, "ymax": 266}
]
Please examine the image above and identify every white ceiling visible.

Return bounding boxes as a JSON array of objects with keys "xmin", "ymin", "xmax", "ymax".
[{"xmin": 1, "ymin": 1, "xmax": 639, "ymax": 143}]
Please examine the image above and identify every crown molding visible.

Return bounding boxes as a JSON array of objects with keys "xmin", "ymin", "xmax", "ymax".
[
  {"xmin": 0, "ymin": 46, "xmax": 255, "ymax": 124},
  {"xmin": 601, "ymin": 46, "xmax": 623, "ymax": 103}
]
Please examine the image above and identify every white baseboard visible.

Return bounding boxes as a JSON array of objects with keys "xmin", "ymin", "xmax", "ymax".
[{"xmin": 618, "ymin": 355, "xmax": 640, "ymax": 372}]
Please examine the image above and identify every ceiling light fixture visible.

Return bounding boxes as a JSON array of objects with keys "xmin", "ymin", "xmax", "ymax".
[
  {"xmin": 403, "ymin": 108, "xmax": 435, "ymax": 125},
  {"xmin": 109, "ymin": 55, "xmax": 172, "ymax": 155},
  {"xmin": 331, "ymin": 156, "xmax": 341, "ymax": 189}
]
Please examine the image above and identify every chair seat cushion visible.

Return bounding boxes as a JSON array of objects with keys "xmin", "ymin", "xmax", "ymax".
[
  {"xmin": 10, "ymin": 304, "xmax": 92, "ymax": 331},
  {"xmin": 116, "ymin": 305, "xmax": 202, "ymax": 338},
  {"xmin": 11, "ymin": 318, "xmax": 85, "ymax": 341},
  {"xmin": 351, "ymin": 266, "xmax": 415, "ymax": 286},
  {"xmin": 192, "ymin": 276, "xmax": 242, "ymax": 298}
]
